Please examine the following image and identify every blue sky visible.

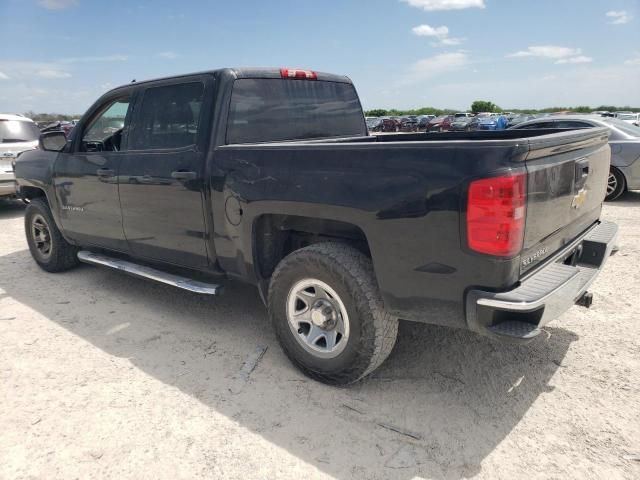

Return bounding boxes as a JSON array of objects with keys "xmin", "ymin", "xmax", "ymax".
[{"xmin": 1, "ymin": 0, "xmax": 638, "ymax": 113}]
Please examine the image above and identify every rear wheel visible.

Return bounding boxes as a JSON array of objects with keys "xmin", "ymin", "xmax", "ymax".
[
  {"xmin": 268, "ymin": 243, "xmax": 399, "ymax": 385},
  {"xmin": 25, "ymin": 198, "xmax": 80, "ymax": 272},
  {"xmin": 605, "ymin": 167, "xmax": 626, "ymax": 201}
]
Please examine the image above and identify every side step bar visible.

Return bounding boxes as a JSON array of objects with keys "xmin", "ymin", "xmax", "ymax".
[{"xmin": 77, "ymin": 251, "xmax": 222, "ymax": 295}]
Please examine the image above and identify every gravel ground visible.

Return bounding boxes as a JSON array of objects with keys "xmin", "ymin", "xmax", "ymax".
[{"xmin": 0, "ymin": 195, "xmax": 639, "ymax": 480}]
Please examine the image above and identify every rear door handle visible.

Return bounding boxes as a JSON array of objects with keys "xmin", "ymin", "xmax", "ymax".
[
  {"xmin": 96, "ymin": 168, "xmax": 115, "ymax": 177},
  {"xmin": 171, "ymin": 170, "xmax": 197, "ymax": 180}
]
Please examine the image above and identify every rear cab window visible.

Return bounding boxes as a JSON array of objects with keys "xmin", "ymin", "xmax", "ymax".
[
  {"xmin": 0, "ymin": 119, "xmax": 40, "ymax": 143},
  {"xmin": 226, "ymin": 78, "xmax": 367, "ymax": 144}
]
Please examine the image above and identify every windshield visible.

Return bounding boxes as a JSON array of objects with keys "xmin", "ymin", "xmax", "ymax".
[
  {"xmin": 0, "ymin": 120, "xmax": 40, "ymax": 143},
  {"xmin": 602, "ymin": 118, "xmax": 640, "ymax": 138},
  {"xmin": 617, "ymin": 114, "xmax": 637, "ymax": 120}
]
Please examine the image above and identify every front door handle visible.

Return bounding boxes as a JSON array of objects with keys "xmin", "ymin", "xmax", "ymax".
[
  {"xmin": 96, "ymin": 168, "xmax": 115, "ymax": 177},
  {"xmin": 171, "ymin": 170, "xmax": 197, "ymax": 180}
]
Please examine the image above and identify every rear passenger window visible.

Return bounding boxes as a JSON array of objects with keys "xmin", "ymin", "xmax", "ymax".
[{"xmin": 130, "ymin": 82, "xmax": 204, "ymax": 150}]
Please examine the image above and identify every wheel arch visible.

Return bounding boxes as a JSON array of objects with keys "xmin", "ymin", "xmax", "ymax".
[{"xmin": 252, "ymin": 213, "xmax": 372, "ymax": 302}]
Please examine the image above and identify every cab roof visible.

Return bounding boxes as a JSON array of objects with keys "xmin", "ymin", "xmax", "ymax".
[{"xmin": 106, "ymin": 67, "xmax": 353, "ymax": 95}]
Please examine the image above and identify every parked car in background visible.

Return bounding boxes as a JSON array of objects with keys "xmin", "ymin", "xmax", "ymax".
[
  {"xmin": 510, "ymin": 114, "xmax": 640, "ymax": 201},
  {"xmin": 381, "ymin": 117, "xmax": 399, "ymax": 132},
  {"xmin": 454, "ymin": 112, "xmax": 472, "ymax": 118},
  {"xmin": 426, "ymin": 115, "xmax": 453, "ymax": 132},
  {"xmin": 399, "ymin": 116, "xmax": 418, "ymax": 132},
  {"xmin": 507, "ymin": 114, "xmax": 538, "ymax": 128},
  {"xmin": 449, "ymin": 116, "xmax": 473, "ymax": 131},
  {"xmin": 616, "ymin": 113, "xmax": 640, "ymax": 126},
  {"xmin": 468, "ymin": 114, "xmax": 504, "ymax": 131},
  {"xmin": 0, "ymin": 114, "xmax": 40, "ymax": 199},
  {"xmin": 417, "ymin": 115, "xmax": 435, "ymax": 130},
  {"xmin": 40, "ymin": 121, "xmax": 74, "ymax": 138},
  {"xmin": 366, "ymin": 117, "xmax": 383, "ymax": 132}
]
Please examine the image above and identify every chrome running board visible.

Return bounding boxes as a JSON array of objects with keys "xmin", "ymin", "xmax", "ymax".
[{"xmin": 77, "ymin": 251, "xmax": 222, "ymax": 295}]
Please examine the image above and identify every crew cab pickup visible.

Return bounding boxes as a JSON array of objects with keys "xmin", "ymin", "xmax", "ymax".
[{"xmin": 15, "ymin": 68, "xmax": 618, "ymax": 384}]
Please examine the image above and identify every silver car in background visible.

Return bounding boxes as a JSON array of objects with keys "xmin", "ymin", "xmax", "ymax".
[
  {"xmin": 0, "ymin": 114, "xmax": 40, "ymax": 199},
  {"xmin": 616, "ymin": 112, "xmax": 640, "ymax": 126},
  {"xmin": 509, "ymin": 114, "xmax": 640, "ymax": 201}
]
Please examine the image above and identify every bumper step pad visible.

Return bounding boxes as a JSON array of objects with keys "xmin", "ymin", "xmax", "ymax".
[{"xmin": 487, "ymin": 321, "xmax": 540, "ymax": 339}]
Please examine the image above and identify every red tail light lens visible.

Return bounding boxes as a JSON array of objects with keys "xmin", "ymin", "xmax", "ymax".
[
  {"xmin": 280, "ymin": 68, "xmax": 317, "ymax": 80},
  {"xmin": 467, "ymin": 173, "xmax": 527, "ymax": 257}
]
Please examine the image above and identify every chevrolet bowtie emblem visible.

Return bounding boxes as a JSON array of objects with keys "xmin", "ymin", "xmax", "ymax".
[{"xmin": 571, "ymin": 188, "xmax": 588, "ymax": 209}]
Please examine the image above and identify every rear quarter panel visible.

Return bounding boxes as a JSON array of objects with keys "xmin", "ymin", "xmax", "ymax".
[{"xmin": 211, "ymin": 140, "xmax": 529, "ymax": 325}]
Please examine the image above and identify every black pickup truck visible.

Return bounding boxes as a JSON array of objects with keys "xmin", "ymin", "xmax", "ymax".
[{"xmin": 15, "ymin": 67, "xmax": 618, "ymax": 384}]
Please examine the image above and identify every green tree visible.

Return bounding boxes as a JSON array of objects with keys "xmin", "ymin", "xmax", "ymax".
[
  {"xmin": 365, "ymin": 108, "xmax": 388, "ymax": 117},
  {"xmin": 471, "ymin": 100, "xmax": 500, "ymax": 114}
]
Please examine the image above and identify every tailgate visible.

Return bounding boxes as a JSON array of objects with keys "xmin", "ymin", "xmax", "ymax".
[{"xmin": 520, "ymin": 127, "xmax": 610, "ymax": 274}]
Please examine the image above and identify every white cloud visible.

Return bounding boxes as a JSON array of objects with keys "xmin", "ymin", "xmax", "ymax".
[
  {"xmin": 401, "ymin": 0, "xmax": 485, "ymax": 11},
  {"xmin": 606, "ymin": 10, "xmax": 632, "ymax": 25},
  {"xmin": 625, "ymin": 55, "xmax": 640, "ymax": 66},
  {"xmin": 407, "ymin": 52, "xmax": 469, "ymax": 82},
  {"xmin": 507, "ymin": 45, "xmax": 593, "ymax": 64},
  {"xmin": 507, "ymin": 45, "xmax": 582, "ymax": 59},
  {"xmin": 412, "ymin": 24, "xmax": 449, "ymax": 38},
  {"xmin": 437, "ymin": 37, "xmax": 465, "ymax": 46},
  {"xmin": 59, "ymin": 55, "xmax": 128, "ymax": 64},
  {"xmin": 555, "ymin": 56, "xmax": 593, "ymax": 64},
  {"xmin": 37, "ymin": 69, "xmax": 72, "ymax": 79},
  {"xmin": 38, "ymin": 0, "xmax": 78, "ymax": 10},
  {"xmin": 0, "ymin": 71, "xmax": 9, "ymax": 80},
  {"xmin": 157, "ymin": 51, "xmax": 179, "ymax": 60},
  {"xmin": 412, "ymin": 24, "xmax": 465, "ymax": 46}
]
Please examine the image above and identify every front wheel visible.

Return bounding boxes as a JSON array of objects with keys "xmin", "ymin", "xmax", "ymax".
[
  {"xmin": 25, "ymin": 198, "xmax": 80, "ymax": 272},
  {"xmin": 605, "ymin": 167, "xmax": 626, "ymax": 201},
  {"xmin": 268, "ymin": 243, "xmax": 399, "ymax": 385}
]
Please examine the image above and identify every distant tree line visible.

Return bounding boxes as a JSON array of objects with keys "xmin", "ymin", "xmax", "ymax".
[
  {"xmin": 23, "ymin": 111, "xmax": 82, "ymax": 122},
  {"xmin": 365, "ymin": 102, "xmax": 640, "ymax": 116}
]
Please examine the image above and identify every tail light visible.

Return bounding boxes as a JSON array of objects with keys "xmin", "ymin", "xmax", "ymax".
[
  {"xmin": 280, "ymin": 68, "xmax": 317, "ymax": 80},
  {"xmin": 467, "ymin": 172, "xmax": 527, "ymax": 257}
]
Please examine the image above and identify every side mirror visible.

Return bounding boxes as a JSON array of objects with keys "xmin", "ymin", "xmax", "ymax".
[{"xmin": 39, "ymin": 131, "xmax": 68, "ymax": 152}]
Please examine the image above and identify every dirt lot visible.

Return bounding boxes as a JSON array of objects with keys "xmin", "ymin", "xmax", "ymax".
[{"xmin": 0, "ymin": 196, "xmax": 639, "ymax": 480}]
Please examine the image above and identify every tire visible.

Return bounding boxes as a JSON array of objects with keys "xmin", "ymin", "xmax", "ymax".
[
  {"xmin": 605, "ymin": 167, "xmax": 626, "ymax": 201},
  {"xmin": 25, "ymin": 198, "xmax": 80, "ymax": 272},
  {"xmin": 268, "ymin": 243, "xmax": 399, "ymax": 385}
]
